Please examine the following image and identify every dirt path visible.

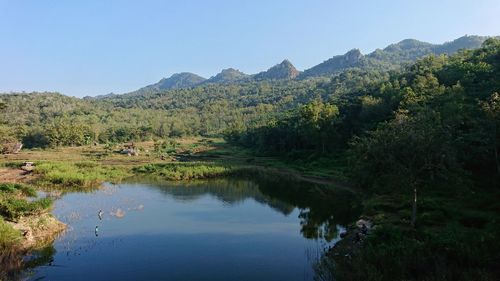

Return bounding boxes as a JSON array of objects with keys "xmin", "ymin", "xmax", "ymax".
[{"xmin": 0, "ymin": 168, "xmax": 35, "ymax": 184}]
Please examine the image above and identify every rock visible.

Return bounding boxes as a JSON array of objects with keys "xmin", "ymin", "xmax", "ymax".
[
  {"xmin": 356, "ymin": 219, "xmax": 372, "ymax": 230},
  {"xmin": 111, "ymin": 208, "xmax": 126, "ymax": 218},
  {"xmin": 121, "ymin": 148, "xmax": 138, "ymax": 156},
  {"xmin": 22, "ymin": 229, "xmax": 34, "ymax": 242}
]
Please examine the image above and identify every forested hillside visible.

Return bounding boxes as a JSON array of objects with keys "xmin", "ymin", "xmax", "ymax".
[{"xmin": 0, "ymin": 36, "xmax": 494, "ymax": 151}]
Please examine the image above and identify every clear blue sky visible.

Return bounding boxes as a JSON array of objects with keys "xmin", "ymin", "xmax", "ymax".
[{"xmin": 1, "ymin": 0, "xmax": 499, "ymax": 97}]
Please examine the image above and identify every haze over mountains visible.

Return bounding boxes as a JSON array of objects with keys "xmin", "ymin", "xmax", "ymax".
[{"xmin": 104, "ymin": 35, "xmax": 491, "ymax": 97}]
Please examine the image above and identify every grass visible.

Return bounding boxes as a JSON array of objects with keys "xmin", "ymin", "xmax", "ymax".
[
  {"xmin": 0, "ymin": 197, "xmax": 52, "ymax": 221},
  {"xmin": 198, "ymin": 143, "xmax": 350, "ymax": 180},
  {"xmin": 133, "ymin": 162, "xmax": 236, "ymax": 180},
  {"xmin": 0, "ymin": 217, "xmax": 21, "ymax": 249},
  {"xmin": 1, "ymin": 137, "xmax": 348, "ymax": 186},
  {"xmin": 33, "ymin": 161, "xmax": 131, "ymax": 189},
  {"xmin": 0, "ymin": 183, "xmax": 37, "ymax": 197}
]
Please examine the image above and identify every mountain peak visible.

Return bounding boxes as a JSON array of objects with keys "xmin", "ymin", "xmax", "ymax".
[
  {"xmin": 384, "ymin": 39, "xmax": 433, "ymax": 52},
  {"xmin": 129, "ymin": 72, "xmax": 206, "ymax": 95},
  {"xmin": 157, "ymin": 72, "xmax": 206, "ymax": 89},
  {"xmin": 254, "ymin": 59, "xmax": 299, "ymax": 80},
  {"xmin": 433, "ymin": 35, "xmax": 489, "ymax": 54},
  {"xmin": 299, "ymin": 49, "xmax": 363, "ymax": 79},
  {"xmin": 203, "ymin": 68, "xmax": 249, "ymax": 84},
  {"xmin": 343, "ymin": 49, "xmax": 363, "ymax": 63}
]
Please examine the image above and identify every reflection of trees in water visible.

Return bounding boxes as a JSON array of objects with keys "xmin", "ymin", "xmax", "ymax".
[
  {"xmin": 128, "ymin": 176, "xmax": 296, "ymax": 215},
  {"xmin": 129, "ymin": 171, "xmax": 361, "ymax": 242},
  {"xmin": 250, "ymin": 172, "xmax": 361, "ymax": 242},
  {"xmin": 0, "ymin": 245, "xmax": 56, "ymax": 281}
]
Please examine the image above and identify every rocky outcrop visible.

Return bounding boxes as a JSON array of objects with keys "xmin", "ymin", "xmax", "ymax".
[
  {"xmin": 254, "ymin": 59, "xmax": 300, "ymax": 80},
  {"xmin": 202, "ymin": 68, "xmax": 249, "ymax": 84},
  {"xmin": 299, "ymin": 49, "xmax": 363, "ymax": 79}
]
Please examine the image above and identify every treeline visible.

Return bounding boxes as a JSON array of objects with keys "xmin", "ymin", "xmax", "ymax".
[{"xmin": 0, "ymin": 69, "xmax": 390, "ymax": 148}]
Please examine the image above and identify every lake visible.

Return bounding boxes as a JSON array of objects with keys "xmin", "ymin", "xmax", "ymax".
[{"xmin": 21, "ymin": 173, "xmax": 360, "ymax": 281}]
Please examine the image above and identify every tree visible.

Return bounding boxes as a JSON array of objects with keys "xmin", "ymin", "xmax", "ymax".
[
  {"xmin": 350, "ymin": 110, "xmax": 466, "ymax": 226},
  {"xmin": 298, "ymin": 100, "xmax": 340, "ymax": 152},
  {"xmin": 482, "ymin": 92, "xmax": 500, "ymax": 175}
]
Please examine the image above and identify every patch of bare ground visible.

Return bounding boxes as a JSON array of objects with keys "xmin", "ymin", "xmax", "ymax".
[{"xmin": 0, "ymin": 168, "xmax": 36, "ymax": 184}]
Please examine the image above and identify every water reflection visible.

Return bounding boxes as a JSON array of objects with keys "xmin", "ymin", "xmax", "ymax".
[
  {"xmin": 130, "ymin": 171, "xmax": 361, "ymax": 242},
  {"xmin": 1, "ymin": 244, "xmax": 57, "ymax": 281},
  {"xmin": 9, "ymin": 172, "xmax": 360, "ymax": 281}
]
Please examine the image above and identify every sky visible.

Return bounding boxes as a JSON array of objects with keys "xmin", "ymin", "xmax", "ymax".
[{"xmin": 0, "ymin": 0, "xmax": 499, "ymax": 97}]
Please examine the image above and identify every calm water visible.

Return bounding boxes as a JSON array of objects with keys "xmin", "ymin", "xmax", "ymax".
[{"xmin": 22, "ymin": 174, "xmax": 360, "ymax": 281}]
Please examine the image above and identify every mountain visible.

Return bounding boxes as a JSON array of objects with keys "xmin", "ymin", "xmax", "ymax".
[
  {"xmin": 254, "ymin": 60, "xmax": 300, "ymax": 80},
  {"xmin": 126, "ymin": 35, "xmax": 492, "ymax": 94},
  {"xmin": 131, "ymin": 72, "xmax": 206, "ymax": 95},
  {"xmin": 299, "ymin": 49, "xmax": 363, "ymax": 78},
  {"xmin": 433, "ymin": 35, "xmax": 489, "ymax": 54},
  {"xmin": 151, "ymin": 72, "xmax": 206, "ymax": 90},
  {"xmin": 85, "ymin": 92, "xmax": 118, "ymax": 100},
  {"xmin": 300, "ymin": 35, "xmax": 489, "ymax": 79},
  {"xmin": 202, "ymin": 68, "xmax": 249, "ymax": 84}
]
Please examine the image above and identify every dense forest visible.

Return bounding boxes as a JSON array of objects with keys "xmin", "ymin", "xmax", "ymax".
[{"xmin": 230, "ymin": 39, "xmax": 500, "ymax": 180}]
